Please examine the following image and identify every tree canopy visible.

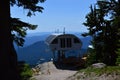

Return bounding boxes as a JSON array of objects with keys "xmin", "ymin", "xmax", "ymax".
[
  {"xmin": 0, "ymin": 0, "xmax": 45, "ymax": 79},
  {"xmin": 11, "ymin": 18, "xmax": 37, "ymax": 46},
  {"xmin": 83, "ymin": 0, "xmax": 120, "ymax": 66},
  {"xmin": 10, "ymin": 0, "xmax": 45, "ymax": 16},
  {"xmin": 10, "ymin": 0, "xmax": 46, "ymax": 46}
]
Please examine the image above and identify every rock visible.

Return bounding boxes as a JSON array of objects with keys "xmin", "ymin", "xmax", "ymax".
[{"xmin": 92, "ymin": 63, "xmax": 106, "ymax": 68}]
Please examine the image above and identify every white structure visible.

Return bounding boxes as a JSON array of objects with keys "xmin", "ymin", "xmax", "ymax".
[
  {"xmin": 45, "ymin": 33, "xmax": 83, "ymax": 62},
  {"xmin": 45, "ymin": 33, "xmax": 82, "ymax": 51}
]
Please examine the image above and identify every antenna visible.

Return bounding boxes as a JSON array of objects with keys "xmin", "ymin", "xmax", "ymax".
[
  {"xmin": 57, "ymin": 29, "xmax": 59, "ymax": 33},
  {"xmin": 63, "ymin": 27, "xmax": 65, "ymax": 34}
]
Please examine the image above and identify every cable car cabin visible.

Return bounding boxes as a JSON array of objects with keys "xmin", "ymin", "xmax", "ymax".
[{"xmin": 45, "ymin": 33, "xmax": 82, "ymax": 51}]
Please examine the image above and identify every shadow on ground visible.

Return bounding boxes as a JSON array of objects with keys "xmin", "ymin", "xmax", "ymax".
[{"xmin": 53, "ymin": 61, "xmax": 85, "ymax": 71}]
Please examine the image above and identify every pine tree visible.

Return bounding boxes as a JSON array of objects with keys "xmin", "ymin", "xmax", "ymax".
[
  {"xmin": 0, "ymin": 0, "xmax": 45, "ymax": 79},
  {"xmin": 83, "ymin": 0, "xmax": 120, "ymax": 66},
  {"xmin": 11, "ymin": 18, "xmax": 37, "ymax": 46}
]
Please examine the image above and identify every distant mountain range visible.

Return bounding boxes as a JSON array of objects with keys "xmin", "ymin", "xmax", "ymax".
[
  {"xmin": 15, "ymin": 32, "xmax": 92, "ymax": 66},
  {"xmin": 17, "ymin": 41, "xmax": 52, "ymax": 65}
]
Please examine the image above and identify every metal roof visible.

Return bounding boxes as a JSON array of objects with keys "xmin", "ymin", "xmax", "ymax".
[
  {"xmin": 45, "ymin": 33, "xmax": 62, "ymax": 45},
  {"xmin": 45, "ymin": 33, "xmax": 81, "ymax": 45}
]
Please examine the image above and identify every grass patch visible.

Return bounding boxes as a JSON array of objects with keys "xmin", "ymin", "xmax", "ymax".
[{"xmin": 78, "ymin": 66, "xmax": 120, "ymax": 76}]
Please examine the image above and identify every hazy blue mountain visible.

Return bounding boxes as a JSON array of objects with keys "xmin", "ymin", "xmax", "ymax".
[
  {"xmin": 16, "ymin": 32, "xmax": 92, "ymax": 66},
  {"xmin": 23, "ymin": 32, "xmax": 51, "ymax": 47},
  {"xmin": 17, "ymin": 41, "xmax": 52, "ymax": 65}
]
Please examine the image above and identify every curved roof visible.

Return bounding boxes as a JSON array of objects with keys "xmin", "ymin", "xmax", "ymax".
[{"xmin": 45, "ymin": 33, "xmax": 81, "ymax": 45}]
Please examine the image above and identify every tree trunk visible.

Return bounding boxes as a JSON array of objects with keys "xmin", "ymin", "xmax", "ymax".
[{"xmin": 0, "ymin": 0, "xmax": 20, "ymax": 80}]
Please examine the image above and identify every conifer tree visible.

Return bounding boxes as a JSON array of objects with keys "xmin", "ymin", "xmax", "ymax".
[
  {"xmin": 83, "ymin": 0, "xmax": 120, "ymax": 66},
  {"xmin": 0, "ymin": 0, "xmax": 45, "ymax": 79}
]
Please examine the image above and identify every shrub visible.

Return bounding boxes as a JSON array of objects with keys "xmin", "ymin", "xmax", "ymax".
[{"xmin": 18, "ymin": 61, "xmax": 33, "ymax": 80}]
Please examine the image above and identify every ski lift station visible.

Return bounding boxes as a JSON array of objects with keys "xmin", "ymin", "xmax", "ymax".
[
  {"xmin": 45, "ymin": 33, "xmax": 82, "ymax": 51},
  {"xmin": 45, "ymin": 33, "xmax": 83, "ymax": 64}
]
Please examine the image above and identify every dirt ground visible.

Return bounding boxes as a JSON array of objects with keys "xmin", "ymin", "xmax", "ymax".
[{"xmin": 32, "ymin": 61, "xmax": 77, "ymax": 80}]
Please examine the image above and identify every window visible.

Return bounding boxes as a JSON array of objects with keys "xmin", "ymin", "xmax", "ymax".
[
  {"xmin": 74, "ymin": 38, "xmax": 80, "ymax": 43},
  {"xmin": 60, "ymin": 38, "xmax": 65, "ymax": 48},
  {"xmin": 67, "ymin": 38, "xmax": 72, "ymax": 48}
]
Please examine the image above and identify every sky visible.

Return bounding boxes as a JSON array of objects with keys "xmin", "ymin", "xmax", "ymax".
[{"xmin": 11, "ymin": 0, "xmax": 97, "ymax": 33}]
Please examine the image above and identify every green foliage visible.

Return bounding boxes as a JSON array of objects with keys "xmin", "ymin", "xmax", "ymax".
[
  {"xmin": 11, "ymin": 18, "xmax": 37, "ymax": 46},
  {"xmin": 18, "ymin": 61, "xmax": 33, "ymax": 80},
  {"xmin": 116, "ymin": 40, "xmax": 120, "ymax": 65},
  {"xmin": 79, "ymin": 66, "xmax": 120, "ymax": 76},
  {"xmin": 72, "ymin": 66, "xmax": 120, "ymax": 80},
  {"xmin": 10, "ymin": 0, "xmax": 46, "ymax": 16},
  {"xmin": 83, "ymin": 0, "xmax": 120, "ymax": 66},
  {"xmin": 10, "ymin": 0, "xmax": 46, "ymax": 46},
  {"xmin": 0, "ymin": 0, "xmax": 45, "ymax": 79},
  {"xmin": 86, "ymin": 41, "xmax": 104, "ymax": 66},
  {"xmin": 115, "ymin": 16, "xmax": 120, "ymax": 65},
  {"xmin": 86, "ymin": 48, "xmax": 97, "ymax": 66}
]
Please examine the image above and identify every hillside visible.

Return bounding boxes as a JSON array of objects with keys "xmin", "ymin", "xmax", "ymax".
[
  {"xmin": 23, "ymin": 32, "xmax": 51, "ymax": 47},
  {"xmin": 17, "ymin": 41, "xmax": 52, "ymax": 65},
  {"xmin": 66, "ymin": 66, "xmax": 120, "ymax": 80}
]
